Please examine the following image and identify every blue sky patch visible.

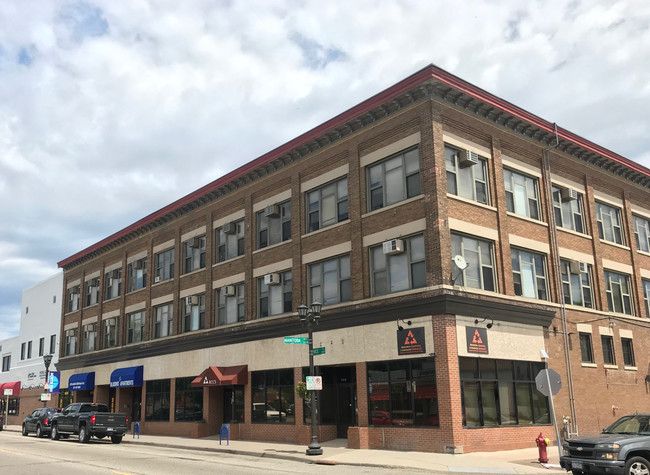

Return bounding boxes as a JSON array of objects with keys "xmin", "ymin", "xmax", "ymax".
[
  {"xmin": 291, "ymin": 33, "xmax": 345, "ymax": 70},
  {"xmin": 58, "ymin": 1, "xmax": 109, "ymax": 42}
]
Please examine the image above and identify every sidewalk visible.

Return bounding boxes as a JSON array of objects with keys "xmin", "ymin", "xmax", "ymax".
[{"xmin": 2, "ymin": 424, "xmax": 566, "ymax": 474}]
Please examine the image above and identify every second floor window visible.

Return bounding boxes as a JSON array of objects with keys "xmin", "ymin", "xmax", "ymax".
[
  {"xmin": 154, "ymin": 248, "xmax": 175, "ymax": 282},
  {"xmin": 259, "ymin": 272, "xmax": 292, "ymax": 317},
  {"xmin": 370, "ymin": 234, "xmax": 426, "ymax": 296},
  {"xmin": 2, "ymin": 355, "xmax": 11, "ymax": 372},
  {"xmin": 128, "ymin": 258, "xmax": 147, "ymax": 292},
  {"xmin": 622, "ymin": 338, "xmax": 635, "ymax": 367},
  {"xmin": 445, "ymin": 144, "xmax": 489, "ymax": 204},
  {"xmin": 127, "ymin": 311, "xmax": 145, "ymax": 344},
  {"xmin": 85, "ymin": 278, "xmax": 99, "ymax": 307},
  {"xmin": 633, "ymin": 215, "xmax": 650, "ymax": 252},
  {"xmin": 257, "ymin": 202, "xmax": 291, "ymax": 248},
  {"xmin": 66, "ymin": 286, "xmax": 80, "ymax": 313},
  {"xmin": 450, "ymin": 233, "xmax": 496, "ymax": 291},
  {"xmin": 309, "ymin": 255, "xmax": 351, "ymax": 306},
  {"xmin": 217, "ymin": 221, "xmax": 245, "ymax": 262},
  {"xmin": 604, "ymin": 270, "xmax": 633, "ymax": 315},
  {"xmin": 82, "ymin": 323, "xmax": 96, "ymax": 353},
  {"xmin": 579, "ymin": 332, "xmax": 594, "ymax": 363},
  {"xmin": 39, "ymin": 337, "xmax": 44, "ymax": 357},
  {"xmin": 217, "ymin": 284, "xmax": 244, "ymax": 326},
  {"xmin": 154, "ymin": 303, "xmax": 174, "ymax": 339},
  {"xmin": 104, "ymin": 269, "xmax": 122, "ymax": 300},
  {"xmin": 601, "ymin": 335, "xmax": 615, "ymax": 365},
  {"xmin": 104, "ymin": 317, "xmax": 118, "ymax": 349},
  {"xmin": 596, "ymin": 202, "xmax": 624, "ymax": 245},
  {"xmin": 511, "ymin": 248, "xmax": 547, "ymax": 300},
  {"xmin": 560, "ymin": 260, "xmax": 593, "ymax": 308},
  {"xmin": 65, "ymin": 329, "xmax": 77, "ymax": 356},
  {"xmin": 183, "ymin": 235, "xmax": 206, "ymax": 273},
  {"xmin": 368, "ymin": 147, "xmax": 420, "ymax": 211},
  {"xmin": 643, "ymin": 279, "xmax": 650, "ymax": 317},
  {"xmin": 504, "ymin": 169, "xmax": 540, "ymax": 220},
  {"xmin": 183, "ymin": 294, "xmax": 206, "ymax": 332},
  {"xmin": 552, "ymin": 186, "xmax": 585, "ymax": 233},
  {"xmin": 307, "ymin": 177, "xmax": 348, "ymax": 232}
]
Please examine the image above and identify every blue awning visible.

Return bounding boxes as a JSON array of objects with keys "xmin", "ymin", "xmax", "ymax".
[
  {"xmin": 69, "ymin": 372, "xmax": 95, "ymax": 391},
  {"xmin": 110, "ymin": 366, "xmax": 143, "ymax": 388}
]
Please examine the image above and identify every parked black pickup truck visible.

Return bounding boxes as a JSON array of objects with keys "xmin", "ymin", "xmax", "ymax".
[
  {"xmin": 50, "ymin": 402, "xmax": 128, "ymax": 444},
  {"xmin": 560, "ymin": 414, "xmax": 650, "ymax": 475}
]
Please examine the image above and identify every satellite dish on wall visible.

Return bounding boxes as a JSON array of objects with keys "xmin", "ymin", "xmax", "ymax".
[{"xmin": 453, "ymin": 255, "xmax": 468, "ymax": 270}]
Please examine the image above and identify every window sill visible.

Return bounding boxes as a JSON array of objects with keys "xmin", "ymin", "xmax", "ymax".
[
  {"xmin": 83, "ymin": 303, "xmax": 99, "ymax": 309},
  {"xmin": 152, "ymin": 277, "xmax": 173, "ymax": 286},
  {"xmin": 581, "ymin": 363, "xmax": 597, "ymax": 368},
  {"xmin": 361, "ymin": 195, "xmax": 425, "ymax": 219},
  {"xmin": 447, "ymin": 193, "xmax": 497, "ymax": 212},
  {"xmin": 103, "ymin": 296, "xmax": 121, "ymax": 303},
  {"xmin": 181, "ymin": 267, "xmax": 207, "ymax": 278},
  {"xmin": 604, "ymin": 364, "xmax": 618, "ymax": 370},
  {"xmin": 557, "ymin": 227, "xmax": 591, "ymax": 240},
  {"xmin": 301, "ymin": 220, "xmax": 348, "ymax": 239},
  {"xmin": 600, "ymin": 240, "xmax": 630, "ymax": 251},
  {"xmin": 213, "ymin": 255, "xmax": 245, "ymax": 268},
  {"xmin": 253, "ymin": 239, "xmax": 292, "ymax": 254},
  {"xmin": 126, "ymin": 287, "xmax": 147, "ymax": 296},
  {"xmin": 638, "ymin": 249, "xmax": 650, "ymax": 257},
  {"xmin": 506, "ymin": 212, "xmax": 547, "ymax": 227},
  {"xmin": 624, "ymin": 366, "xmax": 638, "ymax": 371}
]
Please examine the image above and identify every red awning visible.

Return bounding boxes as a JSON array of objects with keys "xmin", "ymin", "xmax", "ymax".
[
  {"xmin": 191, "ymin": 365, "xmax": 248, "ymax": 387},
  {"xmin": 0, "ymin": 381, "xmax": 21, "ymax": 396}
]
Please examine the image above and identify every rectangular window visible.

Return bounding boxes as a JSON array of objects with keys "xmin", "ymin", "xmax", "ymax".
[
  {"xmin": 579, "ymin": 332, "xmax": 594, "ymax": 363},
  {"xmin": 258, "ymin": 272, "xmax": 292, "ymax": 318},
  {"xmin": 459, "ymin": 358, "xmax": 548, "ymax": 427},
  {"xmin": 1, "ymin": 355, "xmax": 10, "ymax": 372},
  {"xmin": 604, "ymin": 270, "xmax": 634, "ymax": 315},
  {"xmin": 511, "ymin": 248, "xmax": 548, "ymax": 300},
  {"xmin": 174, "ymin": 377, "xmax": 203, "ymax": 422},
  {"xmin": 367, "ymin": 147, "xmax": 420, "ymax": 211},
  {"xmin": 643, "ymin": 280, "xmax": 650, "ymax": 318},
  {"xmin": 182, "ymin": 294, "xmax": 206, "ymax": 332},
  {"xmin": 450, "ymin": 233, "xmax": 496, "ymax": 291},
  {"xmin": 504, "ymin": 168, "xmax": 540, "ymax": 220},
  {"xmin": 154, "ymin": 248, "xmax": 175, "ymax": 282},
  {"xmin": 622, "ymin": 338, "xmax": 635, "ymax": 367},
  {"xmin": 634, "ymin": 215, "xmax": 650, "ymax": 252},
  {"xmin": 127, "ymin": 311, "xmax": 145, "ymax": 344},
  {"xmin": 308, "ymin": 255, "xmax": 351, "ymax": 306},
  {"xmin": 601, "ymin": 335, "xmax": 616, "ymax": 365},
  {"xmin": 224, "ymin": 386, "xmax": 245, "ymax": 423},
  {"xmin": 104, "ymin": 269, "xmax": 122, "ymax": 300},
  {"xmin": 27, "ymin": 341, "xmax": 32, "ymax": 359},
  {"xmin": 39, "ymin": 337, "xmax": 44, "ymax": 357},
  {"xmin": 217, "ymin": 285, "xmax": 244, "ymax": 326},
  {"xmin": 49, "ymin": 334, "xmax": 56, "ymax": 354},
  {"xmin": 145, "ymin": 379, "xmax": 170, "ymax": 422},
  {"xmin": 216, "ymin": 221, "xmax": 245, "ymax": 263},
  {"xmin": 552, "ymin": 186, "xmax": 585, "ymax": 233},
  {"xmin": 445, "ymin": 144, "xmax": 489, "ymax": 204},
  {"xmin": 103, "ymin": 317, "xmax": 118, "ymax": 349},
  {"xmin": 306, "ymin": 177, "xmax": 349, "ymax": 232},
  {"xmin": 257, "ymin": 201, "xmax": 291, "ymax": 249},
  {"xmin": 82, "ymin": 323, "xmax": 96, "ymax": 353},
  {"xmin": 65, "ymin": 329, "xmax": 77, "ymax": 356},
  {"xmin": 21, "ymin": 342, "xmax": 26, "ymax": 360},
  {"xmin": 183, "ymin": 235, "xmax": 206, "ymax": 273},
  {"xmin": 370, "ymin": 234, "xmax": 426, "ymax": 296},
  {"xmin": 85, "ymin": 278, "xmax": 99, "ymax": 307},
  {"xmin": 367, "ymin": 358, "xmax": 439, "ymax": 427},
  {"xmin": 251, "ymin": 369, "xmax": 295, "ymax": 424},
  {"xmin": 66, "ymin": 286, "xmax": 80, "ymax": 313},
  {"xmin": 127, "ymin": 258, "xmax": 147, "ymax": 293},
  {"xmin": 153, "ymin": 303, "xmax": 174, "ymax": 339},
  {"xmin": 560, "ymin": 260, "xmax": 593, "ymax": 308},
  {"xmin": 596, "ymin": 202, "xmax": 624, "ymax": 245}
]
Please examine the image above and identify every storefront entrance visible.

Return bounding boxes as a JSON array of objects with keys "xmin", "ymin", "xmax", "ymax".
[{"xmin": 310, "ymin": 365, "xmax": 356, "ymax": 438}]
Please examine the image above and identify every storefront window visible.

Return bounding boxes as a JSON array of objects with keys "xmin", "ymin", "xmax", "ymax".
[
  {"xmin": 1, "ymin": 397, "xmax": 20, "ymax": 415},
  {"xmin": 224, "ymin": 386, "xmax": 245, "ymax": 423},
  {"xmin": 367, "ymin": 358, "xmax": 439, "ymax": 427},
  {"xmin": 59, "ymin": 389, "xmax": 73, "ymax": 408},
  {"xmin": 251, "ymin": 369, "xmax": 294, "ymax": 424},
  {"xmin": 145, "ymin": 379, "xmax": 170, "ymax": 422},
  {"xmin": 460, "ymin": 357, "xmax": 549, "ymax": 427},
  {"xmin": 174, "ymin": 377, "xmax": 203, "ymax": 422}
]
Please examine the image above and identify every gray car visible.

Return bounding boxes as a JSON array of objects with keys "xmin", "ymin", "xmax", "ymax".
[{"xmin": 22, "ymin": 407, "xmax": 59, "ymax": 438}]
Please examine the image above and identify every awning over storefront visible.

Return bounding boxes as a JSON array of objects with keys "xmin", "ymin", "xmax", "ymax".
[
  {"xmin": 69, "ymin": 372, "xmax": 95, "ymax": 391},
  {"xmin": 110, "ymin": 366, "xmax": 143, "ymax": 388},
  {"xmin": 0, "ymin": 381, "xmax": 21, "ymax": 396},
  {"xmin": 191, "ymin": 365, "xmax": 248, "ymax": 387}
]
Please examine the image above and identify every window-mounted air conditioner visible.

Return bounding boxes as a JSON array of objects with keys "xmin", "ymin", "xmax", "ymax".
[
  {"xmin": 222, "ymin": 285, "xmax": 236, "ymax": 297},
  {"xmin": 459, "ymin": 150, "xmax": 479, "ymax": 168},
  {"xmin": 222, "ymin": 222, "xmax": 237, "ymax": 235},
  {"xmin": 264, "ymin": 204, "xmax": 280, "ymax": 218},
  {"xmin": 264, "ymin": 273, "xmax": 281, "ymax": 286},
  {"xmin": 382, "ymin": 239, "xmax": 405, "ymax": 255},
  {"xmin": 185, "ymin": 295, "xmax": 199, "ymax": 306},
  {"xmin": 91, "ymin": 278, "xmax": 99, "ymax": 287},
  {"xmin": 108, "ymin": 278, "xmax": 114, "ymax": 286},
  {"xmin": 134, "ymin": 259, "xmax": 144, "ymax": 269},
  {"xmin": 561, "ymin": 187, "xmax": 578, "ymax": 202},
  {"xmin": 189, "ymin": 236, "xmax": 201, "ymax": 248},
  {"xmin": 569, "ymin": 260, "xmax": 588, "ymax": 274},
  {"xmin": 111, "ymin": 269, "xmax": 120, "ymax": 279},
  {"xmin": 105, "ymin": 319, "xmax": 115, "ymax": 327},
  {"xmin": 154, "ymin": 276, "xmax": 161, "ymax": 283}
]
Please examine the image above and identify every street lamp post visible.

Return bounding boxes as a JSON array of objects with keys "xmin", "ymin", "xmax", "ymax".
[
  {"xmin": 43, "ymin": 354, "xmax": 53, "ymax": 407},
  {"xmin": 298, "ymin": 302, "xmax": 323, "ymax": 456}
]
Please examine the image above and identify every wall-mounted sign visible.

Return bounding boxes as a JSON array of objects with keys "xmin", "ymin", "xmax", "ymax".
[
  {"xmin": 466, "ymin": 326, "xmax": 488, "ymax": 354},
  {"xmin": 397, "ymin": 327, "xmax": 426, "ymax": 355}
]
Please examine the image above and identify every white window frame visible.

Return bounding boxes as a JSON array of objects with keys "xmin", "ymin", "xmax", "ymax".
[
  {"xmin": 127, "ymin": 259, "xmax": 147, "ymax": 293},
  {"xmin": 504, "ymin": 168, "xmax": 540, "ymax": 220},
  {"xmin": 596, "ymin": 202, "xmax": 624, "ymax": 245},
  {"xmin": 182, "ymin": 294, "xmax": 206, "ymax": 332},
  {"xmin": 560, "ymin": 260, "xmax": 593, "ymax": 308},
  {"xmin": 450, "ymin": 233, "xmax": 496, "ymax": 291},
  {"xmin": 127, "ymin": 311, "xmax": 145, "ymax": 344},
  {"xmin": 444, "ymin": 144, "xmax": 489, "ymax": 205},
  {"xmin": 643, "ymin": 279, "xmax": 650, "ymax": 318},
  {"xmin": 306, "ymin": 177, "xmax": 348, "ymax": 232},
  {"xmin": 604, "ymin": 270, "xmax": 633, "ymax": 315},
  {"xmin": 155, "ymin": 248, "xmax": 175, "ymax": 281},
  {"xmin": 633, "ymin": 215, "xmax": 650, "ymax": 252},
  {"xmin": 82, "ymin": 323, "xmax": 96, "ymax": 353},
  {"xmin": 370, "ymin": 234, "xmax": 426, "ymax": 296},
  {"xmin": 257, "ymin": 201, "xmax": 291, "ymax": 249},
  {"xmin": 104, "ymin": 269, "xmax": 122, "ymax": 300},
  {"xmin": 308, "ymin": 255, "xmax": 351, "ymax": 306},
  {"xmin": 217, "ymin": 221, "xmax": 245, "ymax": 262},
  {"xmin": 217, "ymin": 284, "xmax": 244, "ymax": 326},
  {"xmin": 511, "ymin": 248, "xmax": 548, "ymax": 300},
  {"xmin": 154, "ymin": 303, "xmax": 174, "ymax": 339},
  {"xmin": 367, "ymin": 147, "xmax": 420, "ymax": 211},
  {"xmin": 66, "ymin": 286, "xmax": 80, "ymax": 313},
  {"xmin": 551, "ymin": 185, "xmax": 585, "ymax": 233},
  {"xmin": 65, "ymin": 329, "xmax": 77, "ymax": 356},
  {"xmin": 258, "ymin": 272, "xmax": 292, "ymax": 317},
  {"xmin": 103, "ymin": 317, "xmax": 118, "ymax": 349},
  {"xmin": 183, "ymin": 235, "xmax": 206, "ymax": 273}
]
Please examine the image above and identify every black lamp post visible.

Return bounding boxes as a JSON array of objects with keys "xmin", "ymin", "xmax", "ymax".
[
  {"xmin": 298, "ymin": 302, "xmax": 323, "ymax": 456},
  {"xmin": 43, "ymin": 354, "xmax": 53, "ymax": 407}
]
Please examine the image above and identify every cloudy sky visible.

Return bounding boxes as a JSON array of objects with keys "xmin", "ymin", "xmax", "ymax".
[{"xmin": 1, "ymin": 0, "xmax": 649, "ymax": 340}]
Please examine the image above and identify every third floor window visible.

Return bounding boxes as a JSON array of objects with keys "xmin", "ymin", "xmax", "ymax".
[
  {"xmin": 154, "ymin": 303, "xmax": 174, "ymax": 339},
  {"xmin": 258, "ymin": 271, "xmax": 292, "ymax": 318},
  {"xmin": 633, "ymin": 215, "xmax": 650, "ymax": 252},
  {"xmin": 104, "ymin": 269, "xmax": 122, "ymax": 300},
  {"xmin": 643, "ymin": 279, "xmax": 650, "ymax": 317},
  {"xmin": 596, "ymin": 202, "xmax": 624, "ymax": 245},
  {"xmin": 308, "ymin": 255, "xmax": 351, "ymax": 307},
  {"xmin": 66, "ymin": 286, "xmax": 80, "ymax": 313},
  {"xmin": 128, "ymin": 258, "xmax": 147, "ymax": 293},
  {"xmin": 82, "ymin": 323, "xmax": 96, "ymax": 353},
  {"xmin": 154, "ymin": 248, "xmax": 175, "ymax": 283},
  {"xmin": 127, "ymin": 311, "xmax": 145, "ymax": 344},
  {"xmin": 217, "ymin": 221, "xmax": 245, "ymax": 262},
  {"xmin": 104, "ymin": 317, "xmax": 118, "ymax": 349},
  {"xmin": 216, "ymin": 284, "xmax": 244, "ymax": 326},
  {"xmin": 307, "ymin": 177, "xmax": 348, "ymax": 233},
  {"xmin": 367, "ymin": 147, "xmax": 420, "ymax": 211},
  {"xmin": 85, "ymin": 278, "xmax": 99, "ymax": 307},
  {"xmin": 183, "ymin": 294, "xmax": 206, "ymax": 332},
  {"xmin": 504, "ymin": 169, "xmax": 540, "ymax": 220},
  {"xmin": 450, "ymin": 233, "xmax": 496, "ymax": 291},
  {"xmin": 183, "ymin": 235, "xmax": 206, "ymax": 273},
  {"xmin": 604, "ymin": 270, "xmax": 633, "ymax": 315},
  {"xmin": 511, "ymin": 248, "xmax": 547, "ymax": 300},
  {"xmin": 560, "ymin": 260, "xmax": 593, "ymax": 308},
  {"xmin": 370, "ymin": 234, "xmax": 426, "ymax": 296},
  {"xmin": 445, "ymin": 144, "xmax": 489, "ymax": 205},
  {"xmin": 552, "ymin": 186, "xmax": 585, "ymax": 233},
  {"xmin": 257, "ymin": 201, "xmax": 291, "ymax": 249}
]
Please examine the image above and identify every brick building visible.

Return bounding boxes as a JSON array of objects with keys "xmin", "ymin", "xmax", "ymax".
[{"xmin": 56, "ymin": 64, "xmax": 650, "ymax": 453}]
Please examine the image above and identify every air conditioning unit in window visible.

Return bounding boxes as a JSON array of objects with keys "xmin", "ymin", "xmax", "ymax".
[
  {"xmin": 561, "ymin": 187, "xmax": 578, "ymax": 202},
  {"xmin": 264, "ymin": 273, "xmax": 281, "ymax": 286},
  {"xmin": 105, "ymin": 319, "xmax": 115, "ymax": 327},
  {"xmin": 134, "ymin": 259, "xmax": 144, "ymax": 269},
  {"xmin": 185, "ymin": 295, "xmax": 199, "ymax": 306},
  {"xmin": 189, "ymin": 236, "xmax": 201, "ymax": 248},
  {"xmin": 459, "ymin": 150, "xmax": 479, "ymax": 168},
  {"xmin": 111, "ymin": 269, "xmax": 120, "ymax": 279},
  {"xmin": 222, "ymin": 222, "xmax": 237, "ymax": 235},
  {"xmin": 569, "ymin": 260, "xmax": 589, "ymax": 274},
  {"xmin": 222, "ymin": 285, "xmax": 236, "ymax": 297},
  {"xmin": 91, "ymin": 278, "xmax": 99, "ymax": 287},
  {"xmin": 264, "ymin": 204, "xmax": 280, "ymax": 218},
  {"xmin": 154, "ymin": 276, "xmax": 161, "ymax": 283},
  {"xmin": 382, "ymin": 239, "xmax": 405, "ymax": 255},
  {"xmin": 108, "ymin": 278, "xmax": 114, "ymax": 286}
]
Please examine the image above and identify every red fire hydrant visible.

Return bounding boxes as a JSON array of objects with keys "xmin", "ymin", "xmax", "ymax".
[{"xmin": 536, "ymin": 433, "xmax": 550, "ymax": 463}]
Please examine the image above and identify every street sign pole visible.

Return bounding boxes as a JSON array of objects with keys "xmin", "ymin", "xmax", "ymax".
[{"xmin": 541, "ymin": 352, "xmax": 563, "ymax": 461}]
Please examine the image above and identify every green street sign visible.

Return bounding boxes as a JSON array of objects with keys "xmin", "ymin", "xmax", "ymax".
[
  {"xmin": 284, "ymin": 337, "xmax": 309, "ymax": 344},
  {"xmin": 312, "ymin": 347, "xmax": 326, "ymax": 355}
]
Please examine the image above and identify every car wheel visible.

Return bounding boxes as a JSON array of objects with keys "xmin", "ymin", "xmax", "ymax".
[
  {"xmin": 625, "ymin": 456, "xmax": 650, "ymax": 475},
  {"xmin": 51, "ymin": 423, "xmax": 60, "ymax": 440},
  {"xmin": 111, "ymin": 435, "xmax": 123, "ymax": 444},
  {"xmin": 36, "ymin": 424, "xmax": 42, "ymax": 438},
  {"xmin": 79, "ymin": 425, "xmax": 90, "ymax": 443},
  {"xmin": 22, "ymin": 424, "xmax": 28, "ymax": 436}
]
